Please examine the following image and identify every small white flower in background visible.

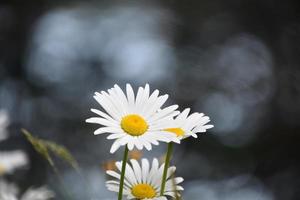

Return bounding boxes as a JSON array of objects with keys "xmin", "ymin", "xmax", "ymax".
[
  {"xmin": 0, "ymin": 150, "xmax": 28, "ymax": 176},
  {"xmin": 0, "ymin": 180, "xmax": 54, "ymax": 200},
  {"xmin": 0, "ymin": 180, "xmax": 18, "ymax": 200},
  {"xmin": 164, "ymin": 108, "xmax": 214, "ymax": 140},
  {"xmin": 21, "ymin": 186, "xmax": 55, "ymax": 200},
  {"xmin": 106, "ymin": 158, "xmax": 184, "ymax": 199},
  {"xmin": 0, "ymin": 110, "xmax": 10, "ymax": 142},
  {"xmin": 86, "ymin": 84, "xmax": 180, "ymax": 153}
]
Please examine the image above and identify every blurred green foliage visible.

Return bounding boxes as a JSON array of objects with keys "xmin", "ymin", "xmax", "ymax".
[{"xmin": 21, "ymin": 129, "xmax": 79, "ymax": 170}]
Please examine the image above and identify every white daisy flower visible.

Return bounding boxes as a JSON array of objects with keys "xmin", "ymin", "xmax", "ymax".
[
  {"xmin": 86, "ymin": 84, "xmax": 180, "ymax": 153},
  {"xmin": 0, "ymin": 110, "xmax": 10, "ymax": 142},
  {"xmin": 21, "ymin": 186, "xmax": 55, "ymax": 200},
  {"xmin": 0, "ymin": 150, "xmax": 29, "ymax": 176},
  {"xmin": 106, "ymin": 158, "xmax": 184, "ymax": 200},
  {"xmin": 164, "ymin": 108, "xmax": 214, "ymax": 140}
]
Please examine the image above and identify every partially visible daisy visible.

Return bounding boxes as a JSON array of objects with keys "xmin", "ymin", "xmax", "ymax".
[
  {"xmin": 21, "ymin": 186, "xmax": 55, "ymax": 200},
  {"xmin": 86, "ymin": 84, "xmax": 180, "ymax": 153},
  {"xmin": 0, "ymin": 150, "xmax": 29, "ymax": 176},
  {"xmin": 0, "ymin": 110, "xmax": 10, "ymax": 142},
  {"xmin": 159, "ymin": 108, "xmax": 213, "ymax": 197},
  {"xmin": 164, "ymin": 108, "xmax": 214, "ymax": 140},
  {"xmin": 106, "ymin": 158, "xmax": 184, "ymax": 199}
]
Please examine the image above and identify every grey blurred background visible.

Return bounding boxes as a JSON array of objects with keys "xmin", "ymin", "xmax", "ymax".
[{"xmin": 0, "ymin": 0, "xmax": 300, "ymax": 199}]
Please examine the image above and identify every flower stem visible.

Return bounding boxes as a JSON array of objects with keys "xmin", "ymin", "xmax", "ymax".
[
  {"xmin": 160, "ymin": 142, "xmax": 174, "ymax": 196},
  {"xmin": 118, "ymin": 145, "xmax": 129, "ymax": 200}
]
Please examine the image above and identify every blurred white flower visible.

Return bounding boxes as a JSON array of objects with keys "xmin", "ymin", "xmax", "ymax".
[
  {"xmin": 0, "ymin": 150, "xmax": 28, "ymax": 175},
  {"xmin": 21, "ymin": 186, "xmax": 55, "ymax": 200},
  {"xmin": 0, "ymin": 110, "xmax": 10, "ymax": 142},
  {"xmin": 0, "ymin": 179, "xmax": 54, "ymax": 200},
  {"xmin": 0, "ymin": 180, "xmax": 18, "ymax": 200}
]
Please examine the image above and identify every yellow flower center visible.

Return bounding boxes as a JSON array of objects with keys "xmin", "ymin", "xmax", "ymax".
[
  {"xmin": 121, "ymin": 114, "xmax": 148, "ymax": 136},
  {"xmin": 164, "ymin": 128, "xmax": 185, "ymax": 137},
  {"xmin": 0, "ymin": 164, "xmax": 6, "ymax": 175},
  {"xmin": 131, "ymin": 183, "xmax": 156, "ymax": 199}
]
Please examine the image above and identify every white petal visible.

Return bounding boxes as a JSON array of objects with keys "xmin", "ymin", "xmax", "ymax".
[
  {"xmin": 184, "ymin": 112, "xmax": 203, "ymax": 130},
  {"xmin": 90, "ymin": 108, "xmax": 117, "ymax": 122},
  {"xmin": 86, "ymin": 117, "xmax": 118, "ymax": 128},
  {"xmin": 130, "ymin": 159, "xmax": 142, "ymax": 184},
  {"xmin": 138, "ymin": 136, "xmax": 152, "ymax": 150},
  {"xmin": 94, "ymin": 93, "xmax": 121, "ymax": 120},
  {"xmin": 114, "ymin": 84, "xmax": 129, "ymax": 112},
  {"xmin": 135, "ymin": 86, "xmax": 144, "ymax": 111},
  {"xmin": 106, "ymin": 133, "xmax": 125, "ymax": 140},
  {"xmin": 139, "ymin": 84, "xmax": 150, "ymax": 113},
  {"xmin": 166, "ymin": 166, "xmax": 176, "ymax": 179},
  {"xmin": 107, "ymin": 89, "xmax": 127, "ymax": 116},
  {"xmin": 175, "ymin": 108, "xmax": 190, "ymax": 122},
  {"xmin": 142, "ymin": 89, "xmax": 159, "ymax": 115},
  {"xmin": 134, "ymin": 138, "xmax": 144, "ymax": 150},
  {"xmin": 106, "ymin": 170, "xmax": 120, "ymax": 179},
  {"xmin": 144, "ymin": 94, "xmax": 168, "ymax": 119},
  {"xmin": 127, "ymin": 140, "xmax": 135, "ymax": 150},
  {"xmin": 141, "ymin": 158, "xmax": 150, "ymax": 183},
  {"xmin": 115, "ymin": 162, "xmax": 136, "ymax": 186},
  {"xmin": 106, "ymin": 184, "xmax": 119, "ymax": 192},
  {"xmin": 102, "ymin": 90, "xmax": 125, "ymax": 116},
  {"xmin": 94, "ymin": 127, "xmax": 122, "ymax": 135},
  {"xmin": 148, "ymin": 105, "xmax": 179, "ymax": 123},
  {"xmin": 148, "ymin": 158, "xmax": 159, "ymax": 184},
  {"xmin": 110, "ymin": 139, "xmax": 122, "ymax": 153},
  {"xmin": 126, "ymin": 84, "xmax": 135, "ymax": 111}
]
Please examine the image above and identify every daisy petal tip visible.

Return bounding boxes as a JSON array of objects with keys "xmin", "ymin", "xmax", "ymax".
[
  {"xmin": 126, "ymin": 83, "xmax": 131, "ymax": 88},
  {"xmin": 145, "ymin": 147, "xmax": 152, "ymax": 151},
  {"xmin": 109, "ymin": 150, "xmax": 116, "ymax": 154},
  {"xmin": 127, "ymin": 145, "xmax": 134, "ymax": 151},
  {"xmin": 173, "ymin": 138, "xmax": 181, "ymax": 144},
  {"xmin": 85, "ymin": 118, "xmax": 92, "ymax": 123},
  {"xmin": 109, "ymin": 147, "xmax": 118, "ymax": 154},
  {"xmin": 174, "ymin": 111, "xmax": 180, "ymax": 115}
]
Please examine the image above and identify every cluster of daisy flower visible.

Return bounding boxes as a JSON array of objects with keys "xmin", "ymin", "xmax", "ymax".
[
  {"xmin": 86, "ymin": 84, "xmax": 213, "ymax": 200},
  {"xmin": 0, "ymin": 110, "xmax": 55, "ymax": 200}
]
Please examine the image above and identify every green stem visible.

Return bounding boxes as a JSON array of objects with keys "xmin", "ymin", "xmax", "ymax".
[
  {"xmin": 118, "ymin": 145, "xmax": 129, "ymax": 200},
  {"xmin": 160, "ymin": 142, "xmax": 174, "ymax": 196}
]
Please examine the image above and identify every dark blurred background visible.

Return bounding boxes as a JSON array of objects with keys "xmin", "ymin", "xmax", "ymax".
[{"xmin": 0, "ymin": 0, "xmax": 300, "ymax": 199}]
